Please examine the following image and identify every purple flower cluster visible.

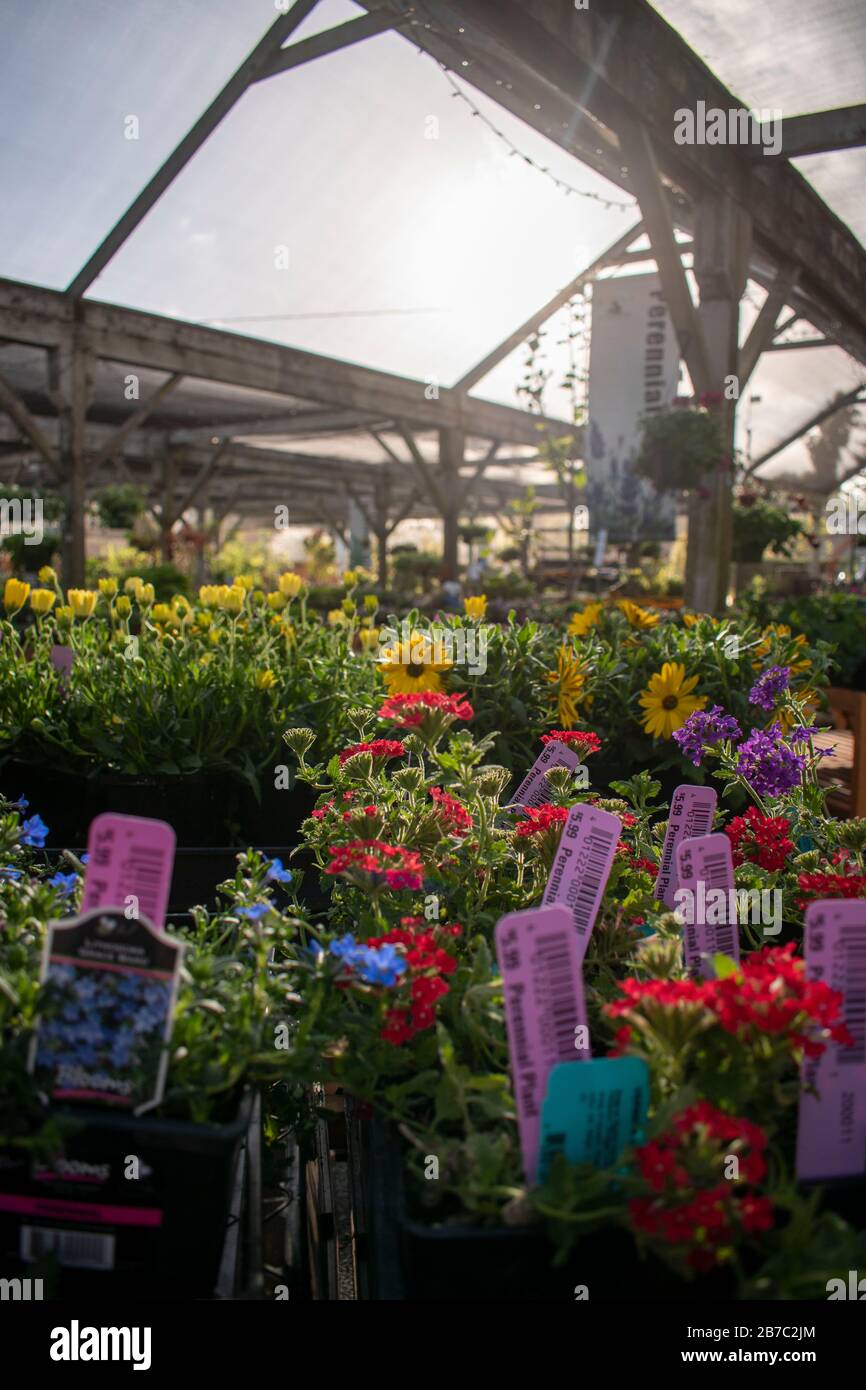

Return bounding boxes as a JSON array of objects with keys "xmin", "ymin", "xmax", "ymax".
[
  {"xmin": 735, "ymin": 723, "xmax": 806, "ymax": 799},
  {"xmin": 789, "ymin": 726, "xmax": 836, "ymax": 758},
  {"xmin": 673, "ymin": 705, "xmax": 743, "ymax": 767},
  {"xmin": 748, "ymin": 665, "xmax": 790, "ymax": 713}
]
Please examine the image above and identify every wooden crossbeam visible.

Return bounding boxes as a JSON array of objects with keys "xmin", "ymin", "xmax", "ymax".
[
  {"xmin": 0, "ymin": 368, "xmax": 59, "ymax": 476},
  {"xmin": 254, "ymin": 10, "xmax": 396, "ymax": 81},
  {"xmin": 91, "ymin": 373, "xmax": 184, "ymax": 469},
  {"xmin": 739, "ymin": 267, "xmax": 797, "ymax": 389}
]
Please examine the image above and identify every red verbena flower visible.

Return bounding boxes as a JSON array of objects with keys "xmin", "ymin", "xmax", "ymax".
[
  {"xmin": 725, "ymin": 806, "xmax": 795, "ymax": 872},
  {"xmin": 338, "ymin": 739, "xmax": 406, "ymax": 767},
  {"xmin": 796, "ymin": 869, "xmax": 866, "ymax": 910},
  {"xmin": 365, "ymin": 917, "xmax": 460, "ymax": 1044},
  {"xmin": 429, "ymin": 786, "xmax": 473, "ymax": 836},
  {"xmin": 540, "ymin": 730, "xmax": 602, "ymax": 758},
  {"xmin": 378, "ymin": 691, "xmax": 474, "ymax": 728},
  {"xmin": 325, "ymin": 839, "xmax": 424, "ymax": 891},
  {"xmin": 515, "ymin": 804, "xmax": 569, "ymax": 839}
]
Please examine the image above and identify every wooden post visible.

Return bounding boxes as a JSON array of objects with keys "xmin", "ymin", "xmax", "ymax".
[
  {"xmin": 687, "ymin": 193, "xmax": 752, "ymax": 613},
  {"xmin": 159, "ymin": 453, "xmax": 176, "ymax": 561},
  {"xmin": 439, "ymin": 428, "xmax": 463, "ymax": 580},
  {"xmin": 52, "ymin": 336, "xmax": 93, "ymax": 587},
  {"xmin": 374, "ymin": 475, "xmax": 390, "ymax": 589}
]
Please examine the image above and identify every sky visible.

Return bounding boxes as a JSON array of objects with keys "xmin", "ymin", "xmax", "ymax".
[{"xmin": 0, "ymin": 0, "xmax": 864, "ymax": 477}]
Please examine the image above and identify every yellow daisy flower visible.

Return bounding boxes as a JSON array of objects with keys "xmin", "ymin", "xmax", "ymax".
[
  {"xmin": 358, "ymin": 626, "xmax": 381, "ymax": 652},
  {"xmin": 3, "ymin": 577, "xmax": 30, "ymax": 614},
  {"xmin": 752, "ymin": 624, "xmax": 811, "ymax": 674},
  {"xmin": 546, "ymin": 647, "xmax": 588, "ymax": 727},
  {"xmin": 568, "ymin": 602, "xmax": 603, "ymax": 638},
  {"xmin": 67, "ymin": 588, "xmax": 98, "ymax": 620},
  {"xmin": 256, "ymin": 669, "xmax": 277, "ymax": 690},
  {"xmin": 379, "ymin": 630, "xmax": 453, "ymax": 694},
  {"xmin": 37, "ymin": 565, "xmax": 57, "ymax": 585},
  {"xmin": 639, "ymin": 662, "xmax": 707, "ymax": 739},
  {"xmin": 98, "ymin": 578, "xmax": 118, "ymax": 598},
  {"xmin": 29, "ymin": 588, "xmax": 56, "ymax": 615},
  {"xmin": 682, "ymin": 612, "xmax": 713, "ymax": 628},
  {"xmin": 777, "ymin": 689, "xmax": 820, "ymax": 733},
  {"xmin": 267, "ymin": 591, "xmax": 287, "ymax": 612},
  {"xmin": 278, "ymin": 572, "xmax": 304, "ymax": 599},
  {"xmin": 617, "ymin": 598, "xmax": 660, "ymax": 630}
]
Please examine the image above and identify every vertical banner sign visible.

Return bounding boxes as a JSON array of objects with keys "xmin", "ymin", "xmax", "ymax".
[
  {"xmin": 542, "ymin": 803, "xmax": 621, "ymax": 959},
  {"xmin": 586, "ymin": 273, "xmax": 681, "ymax": 543},
  {"xmin": 675, "ymin": 833, "xmax": 739, "ymax": 978},
  {"xmin": 797, "ymin": 900, "xmax": 866, "ymax": 1181},
  {"xmin": 655, "ymin": 785, "xmax": 717, "ymax": 908},
  {"xmin": 510, "ymin": 741, "xmax": 580, "ymax": 809},
  {"xmin": 82, "ymin": 813, "xmax": 176, "ymax": 931},
  {"xmin": 495, "ymin": 906, "xmax": 590, "ymax": 1185}
]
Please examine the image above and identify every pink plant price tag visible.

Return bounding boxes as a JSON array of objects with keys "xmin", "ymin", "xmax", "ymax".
[
  {"xmin": 510, "ymin": 741, "xmax": 580, "ymax": 809},
  {"xmin": 675, "ymin": 833, "xmax": 739, "ymax": 978},
  {"xmin": 541, "ymin": 803, "xmax": 621, "ymax": 959},
  {"xmin": 796, "ymin": 900, "xmax": 866, "ymax": 1182},
  {"xmin": 82, "ymin": 814, "xmax": 176, "ymax": 932},
  {"xmin": 50, "ymin": 644, "xmax": 74, "ymax": 687},
  {"xmin": 495, "ymin": 905, "xmax": 590, "ymax": 1185},
  {"xmin": 655, "ymin": 784, "xmax": 717, "ymax": 908}
]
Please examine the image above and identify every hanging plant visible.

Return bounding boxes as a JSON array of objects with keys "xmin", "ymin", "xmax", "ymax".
[
  {"xmin": 731, "ymin": 500, "xmax": 804, "ymax": 563},
  {"xmin": 96, "ymin": 483, "xmax": 146, "ymax": 531},
  {"xmin": 634, "ymin": 406, "xmax": 722, "ymax": 492}
]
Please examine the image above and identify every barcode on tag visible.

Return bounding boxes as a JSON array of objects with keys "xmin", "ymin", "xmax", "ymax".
[
  {"xmin": 542, "ymin": 804, "xmax": 621, "ymax": 952},
  {"xmin": 700, "ymin": 849, "xmax": 733, "ymax": 890},
  {"xmin": 118, "ymin": 846, "xmax": 167, "ymax": 924},
  {"xmin": 20, "ymin": 1225, "xmax": 115, "ymax": 1270},
  {"xmin": 655, "ymin": 786, "xmax": 717, "ymax": 907},
  {"xmin": 535, "ymin": 933, "xmax": 585, "ymax": 1060},
  {"xmin": 839, "ymin": 928, "xmax": 866, "ymax": 1066},
  {"xmin": 510, "ymin": 742, "xmax": 580, "ymax": 809}
]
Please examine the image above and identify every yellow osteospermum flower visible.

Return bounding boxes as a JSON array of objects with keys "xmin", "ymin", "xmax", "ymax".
[
  {"xmin": 753, "ymin": 624, "xmax": 811, "ymax": 674},
  {"xmin": 38, "ymin": 565, "xmax": 57, "ymax": 585},
  {"xmin": 777, "ymin": 689, "xmax": 820, "ymax": 734},
  {"xmin": 98, "ymin": 578, "xmax": 118, "ymax": 598},
  {"xmin": 343, "ymin": 569, "xmax": 359, "ymax": 587},
  {"xmin": 139, "ymin": 583, "xmax": 155, "ymax": 607},
  {"xmin": 222, "ymin": 585, "xmax": 246, "ymax": 614},
  {"xmin": 682, "ymin": 612, "xmax": 711, "ymax": 629},
  {"xmin": 68, "ymin": 588, "xmax": 98, "ymax": 619},
  {"xmin": 115, "ymin": 595, "xmax": 132, "ymax": 619},
  {"xmin": 196, "ymin": 609, "xmax": 212, "ymax": 629},
  {"xmin": 151, "ymin": 603, "xmax": 173, "ymax": 624},
  {"xmin": 568, "ymin": 602, "xmax": 603, "ymax": 638},
  {"xmin": 208, "ymin": 628, "xmax": 222, "ymax": 645},
  {"xmin": 328, "ymin": 608, "xmax": 348, "ymax": 626},
  {"xmin": 464, "ymin": 595, "xmax": 487, "ymax": 620},
  {"xmin": 363, "ymin": 594, "xmax": 379, "ymax": 613},
  {"xmin": 267, "ymin": 591, "xmax": 288, "ymax": 612},
  {"xmin": 256, "ymin": 669, "xmax": 277, "ymax": 690},
  {"xmin": 546, "ymin": 647, "xmax": 589, "ymax": 727},
  {"xmin": 617, "ymin": 598, "xmax": 661, "ymax": 630},
  {"xmin": 125, "ymin": 576, "xmax": 144, "ymax": 599},
  {"xmin": 278, "ymin": 572, "xmax": 304, "ymax": 599},
  {"xmin": 29, "ymin": 588, "xmax": 56, "ymax": 615},
  {"xmin": 233, "ymin": 574, "xmax": 254, "ymax": 591},
  {"xmin": 358, "ymin": 626, "xmax": 381, "ymax": 652},
  {"xmin": 639, "ymin": 662, "xmax": 707, "ymax": 739},
  {"xmin": 3, "ymin": 578, "xmax": 30, "ymax": 614},
  {"xmin": 379, "ymin": 630, "xmax": 453, "ymax": 695}
]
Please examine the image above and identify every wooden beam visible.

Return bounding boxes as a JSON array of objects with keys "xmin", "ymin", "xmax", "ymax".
[
  {"xmin": 52, "ymin": 338, "xmax": 94, "ymax": 585},
  {"xmin": 345, "ymin": 483, "xmax": 376, "ymax": 532},
  {"xmin": 756, "ymin": 104, "xmax": 866, "ymax": 160},
  {"xmin": 771, "ymin": 312, "xmax": 800, "ymax": 342},
  {"xmin": 745, "ymin": 385, "xmax": 866, "ymax": 476},
  {"xmin": 453, "ymin": 220, "xmax": 644, "ymax": 394},
  {"xmin": 738, "ymin": 266, "xmax": 797, "ymax": 388},
  {"xmin": 397, "ymin": 425, "xmax": 446, "ymax": 512},
  {"xmin": 254, "ymin": 10, "xmax": 396, "ymax": 81},
  {"xmin": 0, "ymin": 368, "xmax": 60, "ymax": 477},
  {"xmin": 66, "ymin": 1, "xmax": 323, "ymax": 298},
  {"xmin": 0, "ymin": 277, "xmax": 568, "ymax": 445},
  {"xmin": 165, "ymin": 438, "xmax": 230, "ymax": 526},
  {"xmin": 385, "ymin": 487, "xmax": 420, "ymax": 538},
  {"xmin": 91, "ymin": 373, "xmax": 184, "ymax": 469},
  {"xmin": 460, "ymin": 440, "xmax": 499, "ymax": 506},
  {"xmin": 617, "ymin": 120, "xmax": 713, "ymax": 396},
  {"xmin": 169, "ymin": 407, "xmax": 385, "ymax": 443},
  {"xmin": 764, "ymin": 338, "xmax": 831, "ymax": 352}
]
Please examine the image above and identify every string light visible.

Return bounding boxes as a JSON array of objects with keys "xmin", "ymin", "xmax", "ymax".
[{"xmin": 437, "ymin": 65, "xmax": 635, "ymax": 211}]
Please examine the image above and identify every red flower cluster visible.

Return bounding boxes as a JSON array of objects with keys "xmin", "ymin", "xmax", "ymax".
[
  {"xmin": 540, "ymin": 730, "xmax": 602, "ymax": 757},
  {"xmin": 338, "ymin": 739, "xmax": 406, "ymax": 767},
  {"xmin": 514, "ymin": 804, "xmax": 568, "ymax": 839},
  {"xmin": 796, "ymin": 869, "xmax": 866, "ymax": 910},
  {"xmin": 429, "ymin": 786, "xmax": 473, "ymax": 836},
  {"xmin": 325, "ymin": 839, "xmax": 424, "ymax": 891},
  {"xmin": 311, "ymin": 790, "xmax": 355, "ymax": 820},
  {"xmin": 629, "ymin": 1103, "xmax": 773, "ymax": 1270},
  {"xmin": 608, "ymin": 944, "xmax": 850, "ymax": 1058},
  {"xmin": 370, "ymin": 917, "xmax": 461, "ymax": 1044},
  {"xmin": 725, "ymin": 807, "xmax": 794, "ymax": 873},
  {"xmin": 378, "ymin": 691, "xmax": 474, "ymax": 728}
]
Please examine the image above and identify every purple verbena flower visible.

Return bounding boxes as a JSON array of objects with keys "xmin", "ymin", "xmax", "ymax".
[
  {"xmin": 748, "ymin": 665, "xmax": 791, "ymax": 713},
  {"xmin": 735, "ymin": 723, "xmax": 806, "ymax": 799},
  {"xmin": 672, "ymin": 704, "xmax": 743, "ymax": 767}
]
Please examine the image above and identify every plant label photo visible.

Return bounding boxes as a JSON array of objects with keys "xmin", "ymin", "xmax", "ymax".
[
  {"xmin": 82, "ymin": 813, "xmax": 176, "ymax": 931},
  {"xmin": 655, "ymin": 784, "xmax": 717, "ymax": 908},
  {"xmin": 510, "ymin": 740, "xmax": 581, "ymax": 809},
  {"xmin": 538, "ymin": 1057, "xmax": 650, "ymax": 1180},
  {"xmin": 542, "ymin": 803, "xmax": 621, "ymax": 957},
  {"xmin": 675, "ymin": 832, "xmax": 739, "ymax": 978},
  {"xmin": 28, "ymin": 907, "xmax": 184, "ymax": 1113}
]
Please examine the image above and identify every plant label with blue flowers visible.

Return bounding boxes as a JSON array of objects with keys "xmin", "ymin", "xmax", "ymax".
[
  {"xmin": 28, "ymin": 907, "xmax": 183, "ymax": 1112},
  {"xmin": 495, "ymin": 905, "xmax": 590, "ymax": 1185},
  {"xmin": 675, "ymin": 833, "xmax": 739, "ymax": 978},
  {"xmin": 541, "ymin": 803, "xmax": 621, "ymax": 957},
  {"xmin": 511, "ymin": 741, "xmax": 581, "ymax": 809},
  {"xmin": 82, "ymin": 813, "xmax": 176, "ymax": 930},
  {"xmin": 538, "ymin": 1057, "xmax": 650, "ymax": 1181},
  {"xmin": 655, "ymin": 784, "xmax": 717, "ymax": 908},
  {"xmin": 797, "ymin": 900, "xmax": 866, "ymax": 1181}
]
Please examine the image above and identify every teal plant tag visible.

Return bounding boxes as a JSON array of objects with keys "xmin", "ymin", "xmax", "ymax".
[{"xmin": 537, "ymin": 1057, "xmax": 650, "ymax": 1181}]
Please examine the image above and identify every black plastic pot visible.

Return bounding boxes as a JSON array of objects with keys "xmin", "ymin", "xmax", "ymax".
[
  {"xmin": 0, "ymin": 1092, "xmax": 251, "ymax": 1299},
  {"xmin": 344, "ymin": 1101, "xmax": 734, "ymax": 1302}
]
